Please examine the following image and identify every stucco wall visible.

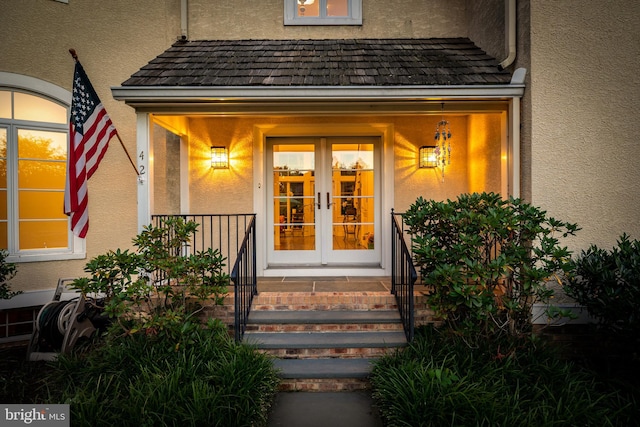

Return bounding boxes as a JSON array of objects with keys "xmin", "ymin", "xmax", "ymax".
[
  {"xmin": 466, "ymin": 0, "xmax": 504, "ymax": 61},
  {"xmin": 0, "ymin": 0, "xmax": 182, "ymax": 291},
  {"xmin": 530, "ymin": 0, "xmax": 640, "ymax": 252},
  {"xmin": 188, "ymin": 0, "xmax": 468, "ymax": 40},
  {"xmin": 177, "ymin": 114, "xmax": 500, "ymax": 217}
]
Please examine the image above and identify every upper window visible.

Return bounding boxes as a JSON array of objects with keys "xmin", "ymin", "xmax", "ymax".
[
  {"xmin": 0, "ymin": 78, "xmax": 83, "ymax": 262},
  {"xmin": 284, "ymin": 0, "xmax": 362, "ymax": 25}
]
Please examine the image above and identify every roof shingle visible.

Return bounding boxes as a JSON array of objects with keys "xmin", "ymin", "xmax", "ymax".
[{"xmin": 122, "ymin": 38, "xmax": 511, "ymax": 87}]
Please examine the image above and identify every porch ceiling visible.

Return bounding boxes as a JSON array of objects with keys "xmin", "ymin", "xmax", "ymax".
[{"xmin": 112, "ymin": 38, "xmax": 524, "ymax": 112}]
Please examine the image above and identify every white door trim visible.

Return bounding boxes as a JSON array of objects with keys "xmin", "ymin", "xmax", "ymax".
[{"xmin": 253, "ymin": 123, "xmax": 394, "ymax": 277}]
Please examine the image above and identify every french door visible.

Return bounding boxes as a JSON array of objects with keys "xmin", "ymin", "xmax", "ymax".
[{"xmin": 266, "ymin": 136, "xmax": 380, "ymax": 267}]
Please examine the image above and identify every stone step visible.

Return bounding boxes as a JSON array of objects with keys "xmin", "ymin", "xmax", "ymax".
[
  {"xmin": 245, "ymin": 289, "xmax": 408, "ymax": 389},
  {"xmin": 273, "ymin": 357, "xmax": 376, "ymax": 379},
  {"xmin": 246, "ymin": 309, "xmax": 403, "ymax": 332},
  {"xmin": 246, "ymin": 323, "xmax": 403, "ymax": 332},
  {"xmin": 245, "ymin": 330, "xmax": 407, "ymax": 358},
  {"xmin": 248, "ymin": 309, "xmax": 401, "ymax": 324},
  {"xmin": 273, "ymin": 358, "xmax": 377, "ymax": 391}
]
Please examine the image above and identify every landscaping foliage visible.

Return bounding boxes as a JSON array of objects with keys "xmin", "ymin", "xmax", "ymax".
[
  {"xmin": 371, "ymin": 326, "xmax": 636, "ymax": 427},
  {"xmin": 403, "ymin": 192, "xmax": 579, "ymax": 341},
  {"xmin": 71, "ymin": 217, "xmax": 229, "ymax": 340},
  {"xmin": 565, "ymin": 233, "xmax": 640, "ymax": 337},
  {"xmin": 0, "ymin": 249, "xmax": 19, "ymax": 299},
  {"xmin": 54, "ymin": 320, "xmax": 279, "ymax": 427},
  {"xmin": 50, "ymin": 217, "xmax": 280, "ymax": 426}
]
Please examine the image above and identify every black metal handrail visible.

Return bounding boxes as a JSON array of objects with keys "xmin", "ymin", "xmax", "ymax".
[
  {"xmin": 391, "ymin": 209, "xmax": 417, "ymax": 342},
  {"xmin": 151, "ymin": 214, "xmax": 255, "ymax": 276},
  {"xmin": 230, "ymin": 215, "xmax": 257, "ymax": 342}
]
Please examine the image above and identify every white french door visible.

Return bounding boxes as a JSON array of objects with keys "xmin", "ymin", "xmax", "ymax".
[{"xmin": 266, "ymin": 136, "xmax": 381, "ymax": 267}]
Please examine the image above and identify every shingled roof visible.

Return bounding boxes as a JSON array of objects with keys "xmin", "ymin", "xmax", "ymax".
[{"xmin": 122, "ymin": 38, "xmax": 511, "ymax": 87}]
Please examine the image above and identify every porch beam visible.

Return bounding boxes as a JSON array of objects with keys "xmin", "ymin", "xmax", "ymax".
[{"xmin": 123, "ymin": 101, "xmax": 514, "ymax": 116}]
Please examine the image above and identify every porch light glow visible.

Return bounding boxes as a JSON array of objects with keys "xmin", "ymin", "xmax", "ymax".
[
  {"xmin": 419, "ymin": 146, "xmax": 438, "ymax": 168},
  {"xmin": 434, "ymin": 102, "xmax": 452, "ymax": 181},
  {"xmin": 298, "ymin": 0, "xmax": 315, "ymax": 4},
  {"xmin": 211, "ymin": 146, "xmax": 229, "ymax": 169}
]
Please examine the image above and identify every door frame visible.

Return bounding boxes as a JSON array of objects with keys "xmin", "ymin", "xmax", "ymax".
[{"xmin": 254, "ymin": 123, "xmax": 395, "ymax": 277}]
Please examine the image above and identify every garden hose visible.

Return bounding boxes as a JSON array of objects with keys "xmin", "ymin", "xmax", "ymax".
[{"xmin": 36, "ymin": 299, "xmax": 78, "ymax": 350}]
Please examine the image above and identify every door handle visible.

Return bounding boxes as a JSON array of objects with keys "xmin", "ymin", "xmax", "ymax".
[
  {"xmin": 326, "ymin": 192, "xmax": 332, "ymax": 209},
  {"xmin": 317, "ymin": 192, "xmax": 321, "ymax": 209}
]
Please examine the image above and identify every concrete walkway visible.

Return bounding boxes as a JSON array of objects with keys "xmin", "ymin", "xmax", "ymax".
[{"xmin": 267, "ymin": 391, "xmax": 384, "ymax": 427}]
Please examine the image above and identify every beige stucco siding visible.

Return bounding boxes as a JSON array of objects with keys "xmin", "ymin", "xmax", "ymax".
[
  {"xmin": 530, "ymin": 0, "xmax": 640, "ymax": 252},
  {"xmin": 0, "ymin": 0, "xmax": 181, "ymax": 291},
  {"xmin": 188, "ymin": 0, "xmax": 468, "ymax": 40},
  {"xmin": 156, "ymin": 114, "xmax": 503, "ymax": 219}
]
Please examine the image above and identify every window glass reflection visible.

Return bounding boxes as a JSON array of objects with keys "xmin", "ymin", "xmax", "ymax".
[
  {"xmin": 0, "ymin": 91, "xmax": 11, "ymax": 119},
  {"xmin": 14, "ymin": 92, "xmax": 67, "ymax": 124}
]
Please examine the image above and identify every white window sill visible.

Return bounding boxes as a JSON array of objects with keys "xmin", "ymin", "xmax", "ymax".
[{"xmin": 7, "ymin": 252, "xmax": 86, "ymax": 263}]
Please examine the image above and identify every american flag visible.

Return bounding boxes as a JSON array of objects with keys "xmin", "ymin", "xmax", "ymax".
[{"xmin": 64, "ymin": 61, "xmax": 117, "ymax": 238}]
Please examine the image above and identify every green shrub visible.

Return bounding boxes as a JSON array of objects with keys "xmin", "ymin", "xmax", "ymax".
[
  {"xmin": 71, "ymin": 217, "xmax": 229, "ymax": 341},
  {"xmin": 371, "ymin": 326, "xmax": 635, "ymax": 427},
  {"xmin": 0, "ymin": 249, "xmax": 19, "ymax": 299},
  {"xmin": 565, "ymin": 233, "xmax": 640, "ymax": 337},
  {"xmin": 53, "ymin": 320, "xmax": 279, "ymax": 427},
  {"xmin": 403, "ymin": 192, "xmax": 579, "ymax": 341}
]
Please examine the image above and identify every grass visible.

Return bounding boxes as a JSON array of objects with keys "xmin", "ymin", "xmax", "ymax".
[
  {"xmin": 370, "ymin": 325, "xmax": 639, "ymax": 427},
  {"xmin": 0, "ymin": 320, "xmax": 279, "ymax": 427}
]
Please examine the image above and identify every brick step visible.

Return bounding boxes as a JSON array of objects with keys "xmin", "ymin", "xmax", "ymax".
[
  {"xmin": 251, "ymin": 292, "xmax": 398, "ymax": 311},
  {"xmin": 246, "ymin": 323, "xmax": 403, "ymax": 332},
  {"xmin": 274, "ymin": 358, "xmax": 375, "ymax": 391},
  {"xmin": 246, "ymin": 290, "xmax": 409, "ymax": 389},
  {"xmin": 244, "ymin": 330, "xmax": 407, "ymax": 358},
  {"xmin": 248, "ymin": 309, "xmax": 402, "ymax": 324},
  {"xmin": 274, "ymin": 357, "xmax": 375, "ymax": 379},
  {"xmin": 246, "ymin": 309, "xmax": 403, "ymax": 332}
]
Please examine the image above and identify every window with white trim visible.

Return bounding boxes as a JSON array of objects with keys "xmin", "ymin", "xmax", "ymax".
[
  {"xmin": 284, "ymin": 0, "xmax": 362, "ymax": 25},
  {"xmin": 0, "ymin": 85, "xmax": 83, "ymax": 262}
]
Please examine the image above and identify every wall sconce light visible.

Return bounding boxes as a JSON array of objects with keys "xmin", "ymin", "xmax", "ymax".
[
  {"xmin": 419, "ymin": 146, "xmax": 438, "ymax": 168},
  {"xmin": 211, "ymin": 146, "xmax": 229, "ymax": 169}
]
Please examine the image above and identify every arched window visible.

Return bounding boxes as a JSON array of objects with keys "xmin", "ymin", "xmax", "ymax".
[{"xmin": 0, "ymin": 73, "xmax": 84, "ymax": 262}]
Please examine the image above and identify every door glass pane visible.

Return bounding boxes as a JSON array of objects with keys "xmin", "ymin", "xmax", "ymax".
[
  {"xmin": 331, "ymin": 143, "xmax": 374, "ymax": 250},
  {"xmin": 273, "ymin": 144, "xmax": 316, "ymax": 251}
]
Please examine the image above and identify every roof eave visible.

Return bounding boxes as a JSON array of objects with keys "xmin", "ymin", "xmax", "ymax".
[{"xmin": 111, "ymin": 83, "xmax": 525, "ymax": 108}]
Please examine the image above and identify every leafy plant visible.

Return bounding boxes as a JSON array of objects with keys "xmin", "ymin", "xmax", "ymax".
[
  {"xmin": 403, "ymin": 192, "xmax": 579, "ymax": 341},
  {"xmin": 565, "ymin": 233, "xmax": 640, "ymax": 337},
  {"xmin": 53, "ymin": 320, "xmax": 279, "ymax": 427},
  {"xmin": 72, "ymin": 217, "xmax": 229, "ymax": 341},
  {"xmin": 371, "ymin": 325, "xmax": 636, "ymax": 427},
  {"xmin": 0, "ymin": 249, "xmax": 19, "ymax": 299}
]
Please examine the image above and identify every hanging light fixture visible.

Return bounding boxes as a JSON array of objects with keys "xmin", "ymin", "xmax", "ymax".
[{"xmin": 434, "ymin": 102, "xmax": 452, "ymax": 181}]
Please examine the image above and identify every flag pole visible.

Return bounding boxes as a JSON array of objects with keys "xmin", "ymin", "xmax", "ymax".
[{"xmin": 69, "ymin": 49, "xmax": 140, "ymax": 177}]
